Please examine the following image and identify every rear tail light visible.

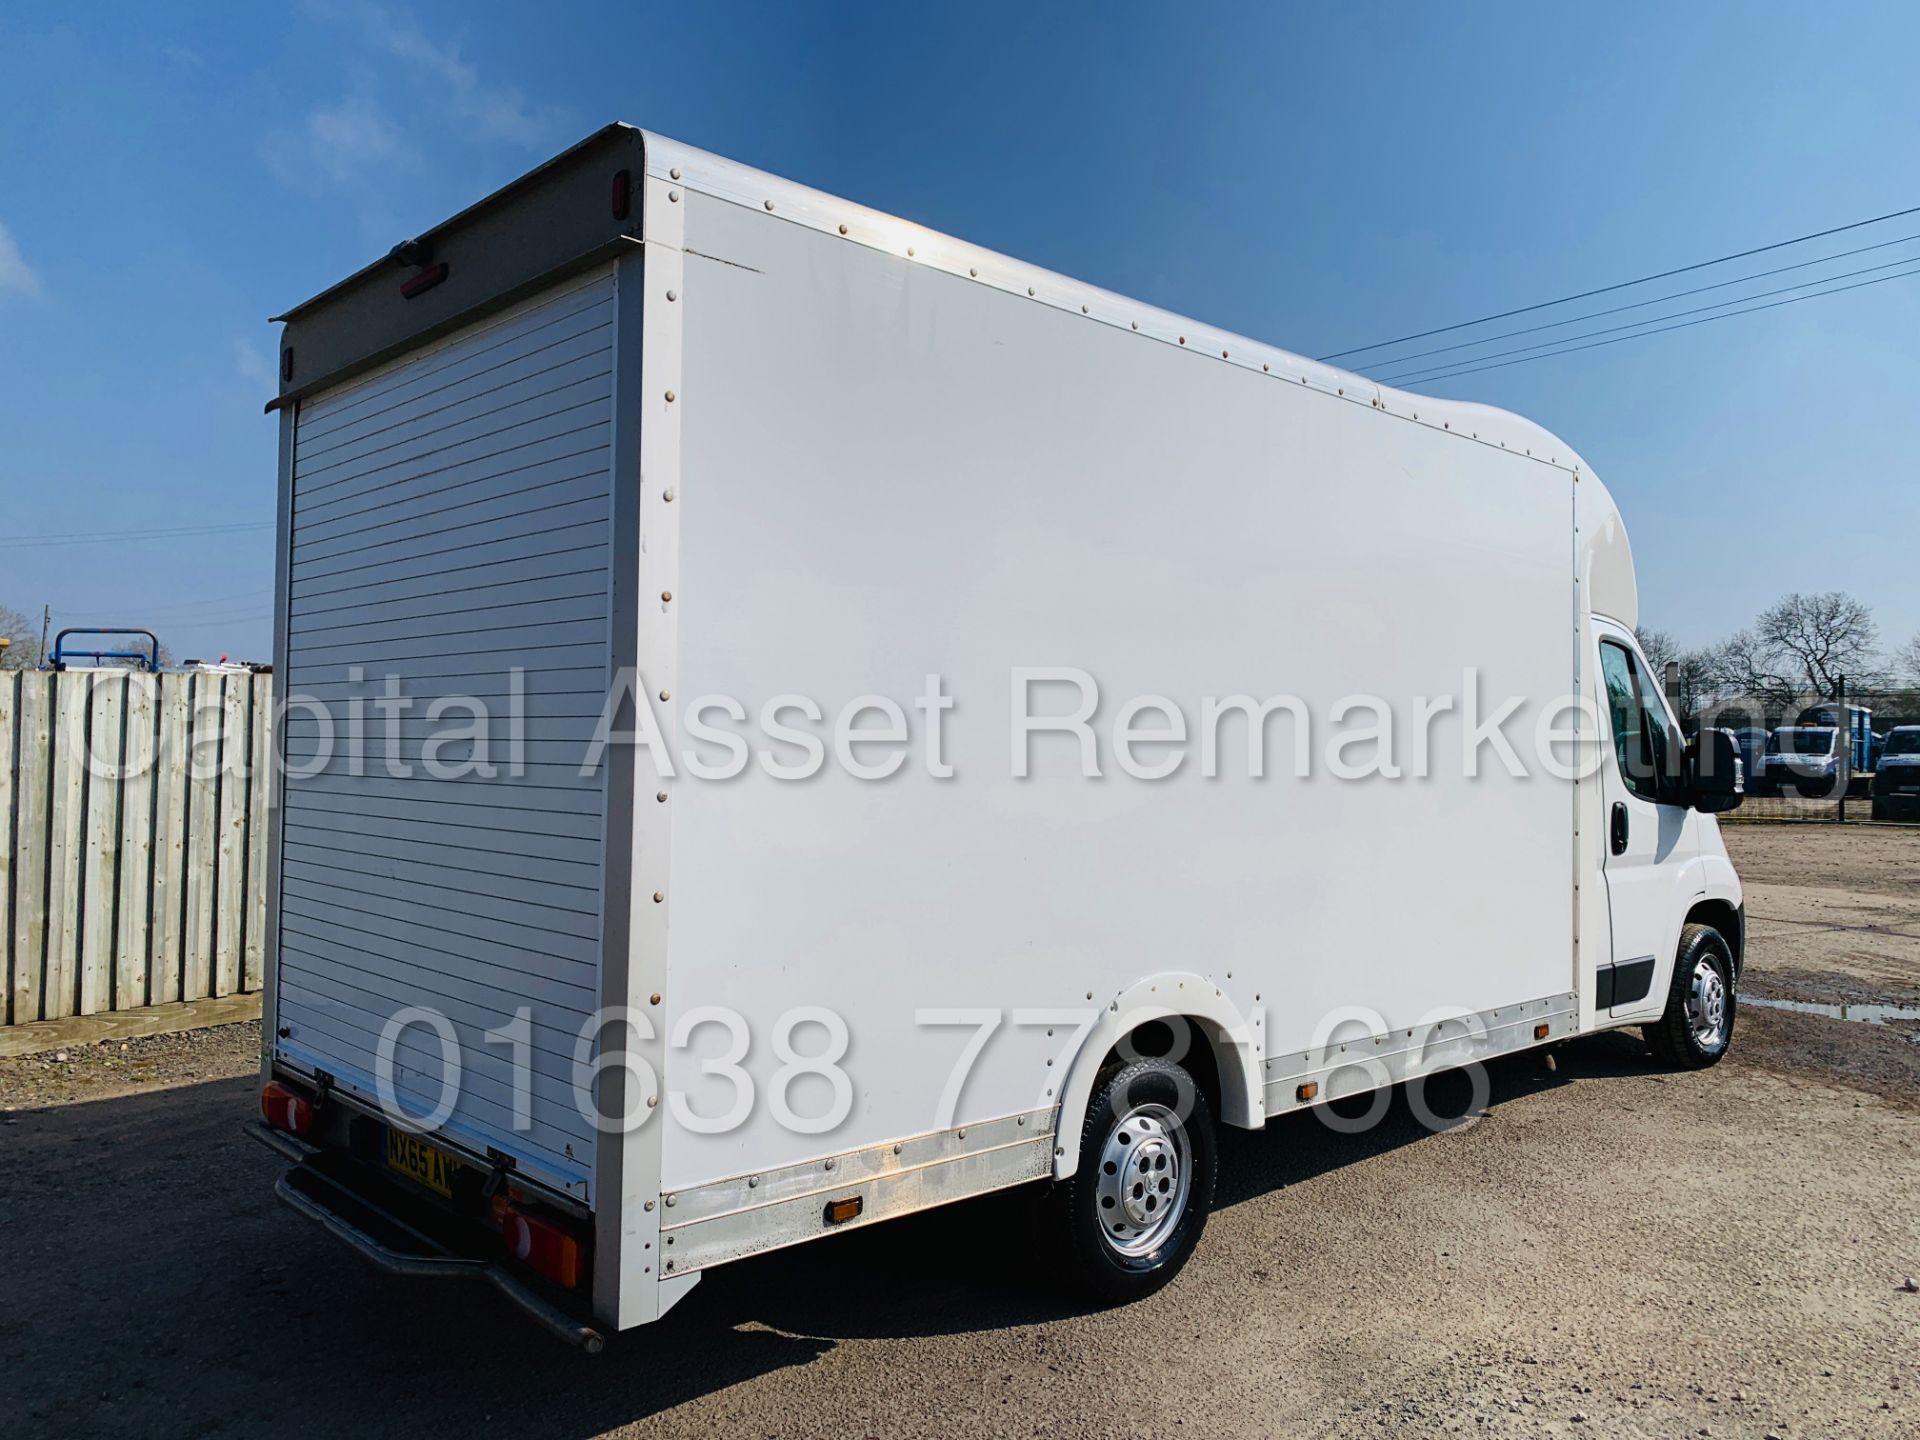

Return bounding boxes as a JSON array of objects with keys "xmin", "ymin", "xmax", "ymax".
[
  {"xmin": 260, "ymin": 1080, "xmax": 314, "ymax": 1136},
  {"xmin": 497, "ymin": 1199, "xmax": 584, "ymax": 1289}
]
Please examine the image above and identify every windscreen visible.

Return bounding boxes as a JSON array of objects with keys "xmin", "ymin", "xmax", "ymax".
[{"xmin": 1769, "ymin": 728, "xmax": 1835, "ymax": 755}]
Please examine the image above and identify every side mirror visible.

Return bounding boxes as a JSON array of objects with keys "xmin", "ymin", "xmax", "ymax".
[{"xmin": 1687, "ymin": 728, "xmax": 1744, "ymax": 813}]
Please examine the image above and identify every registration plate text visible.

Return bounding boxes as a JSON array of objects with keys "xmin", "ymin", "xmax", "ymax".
[{"xmin": 387, "ymin": 1130, "xmax": 461, "ymax": 1197}]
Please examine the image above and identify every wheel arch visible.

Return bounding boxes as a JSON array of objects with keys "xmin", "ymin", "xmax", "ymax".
[
  {"xmin": 1684, "ymin": 895, "xmax": 1745, "ymax": 978},
  {"xmin": 1051, "ymin": 972, "xmax": 1262, "ymax": 1180}
]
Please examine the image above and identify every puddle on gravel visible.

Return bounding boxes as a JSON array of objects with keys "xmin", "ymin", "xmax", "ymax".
[{"xmin": 1745, "ymin": 994, "xmax": 1920, "ymax": 1027}]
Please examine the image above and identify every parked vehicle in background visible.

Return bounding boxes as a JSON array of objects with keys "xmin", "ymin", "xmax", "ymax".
[
  {"xmin": 1762, "ymin": 726, "xmax": 1847, "ymax": 797},
  {"xmin": 1725, "ymin": 726, "xmax": 1769, "ymax": 792},
  {"xmin": 1871, "ymin": 726, "xmax": 1920, "ymax": 820},
  {"xmin": 1796, "ymin": 702, "xmax": 1874, "ymax": 775}
]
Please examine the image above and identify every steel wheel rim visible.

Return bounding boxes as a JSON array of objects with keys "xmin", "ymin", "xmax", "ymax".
[
  {"xmin": 1687, "ymin": 957, "xmax": 1729, "ymax": 1050},
  {"xmin": 1094, "ymin": 1102, "xmax": 1191, "ymax": 1258}
]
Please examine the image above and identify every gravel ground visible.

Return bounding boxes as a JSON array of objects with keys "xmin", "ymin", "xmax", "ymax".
[{"xmin": 2, "ymin": 824, "xmax": 1916, "ymax": 1439}]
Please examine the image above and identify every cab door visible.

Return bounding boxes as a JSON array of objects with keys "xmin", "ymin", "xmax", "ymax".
[{"xmin": 1594, "ymin": 625, "xmax": 1694, "ymax": 1016}]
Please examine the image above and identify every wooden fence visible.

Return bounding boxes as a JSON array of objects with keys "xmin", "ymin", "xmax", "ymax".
[{"xmin": 1, "ymin": 669, "xmax": 273, "ymax": 1055}]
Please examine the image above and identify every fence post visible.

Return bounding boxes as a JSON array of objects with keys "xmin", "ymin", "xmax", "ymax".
[{"xmin": 1836, "ymin": 675, "xmax": 1848, "ymax": 824}]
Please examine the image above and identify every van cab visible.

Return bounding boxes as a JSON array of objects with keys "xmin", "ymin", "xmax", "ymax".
[{"xmin": 1761, "ymin": 726, "xmax": 1845, "ymax": 797}]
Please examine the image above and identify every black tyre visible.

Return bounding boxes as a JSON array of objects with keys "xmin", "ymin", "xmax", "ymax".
[
  {"xmin": 1644, "ymin": 923, "xmax": 1736, "ymax": 1069},
  {"xmin": 1871, "ymin": 797, "xmax": 1891, "ymax": 822},
  {"xmin": 1049, "ymin": 1057, "xmax": 1216, "ymax": 1304}
]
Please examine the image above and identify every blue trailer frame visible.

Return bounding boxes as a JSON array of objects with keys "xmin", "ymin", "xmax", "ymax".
[{"xmin": 49, "ymin": 627, "xmax": 162, "ymax": 673}]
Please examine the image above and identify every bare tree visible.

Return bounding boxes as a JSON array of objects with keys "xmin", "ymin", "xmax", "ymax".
[
  {"xmin": 0, "ymin": 604, "xmax": 43, "ymax": 670},
  {"xmin": 1634, "ymin": 627, "xmax": 1676, "ymax": 673},
  {"xmin": 1700, "ymin": 630, "xmax": 1792, "ymax": 713},
  {"xmin": 1757, "ymin": 591, "xmax": 1884, "ymax": 694},
  {"xmin": 1897, "ymin": 634, "xmax": 1920, "ymax": 685},
  {"xmin": 1635, "ymin": 626, "xmax": 1715, "ymax": 720},
  {"xmin": 1702, "ymin": 592, "xmax": 1886, "ymax": 709}
]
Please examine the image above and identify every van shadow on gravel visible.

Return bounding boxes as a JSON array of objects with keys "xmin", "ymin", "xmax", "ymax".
[
  {"xmin": 0, "ymin": 1030, "xmax": 1672, "ymax": 1440},
  {"xmin": 674, "ymin": 1033, "xmax": 1662, "ymax": 1343}
]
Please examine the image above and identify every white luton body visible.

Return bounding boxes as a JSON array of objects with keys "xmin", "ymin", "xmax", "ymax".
[{"xmin": 255, "ymin": 125, "xmax": 1746, "ymax": 1346}]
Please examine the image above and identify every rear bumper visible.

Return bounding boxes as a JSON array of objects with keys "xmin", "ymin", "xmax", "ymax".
[
  {"xmin": 1871, "ymin": 790, "xmax": 1920, "ymax": 820},
  {"xmin": 1763, "ymin": 767, "xmax": 1842, "ymax": 795},
  {"xmin": 246, "ymin": 1123, "xmax": 604, "ymax": 1353}
]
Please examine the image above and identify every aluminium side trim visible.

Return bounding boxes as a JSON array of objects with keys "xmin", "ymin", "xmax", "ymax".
[
  {"xmin": 589, "ymin": 246, "xmax": 650, "ymax": 1325},
  {"xmin": 589, "ymin": 175, "xmax": 686, "ymax": 1331},
  {"xmin": 260, "ymin": 405, "xmax": 295, "ymax": 1090},
  {"xmin": 1260, "ymin": 992, "xmax": 1579, "ymax": 1117},
  {"xmin": 658, "ymin": 1108, "xmax": 1057, "ymax": 1274}
]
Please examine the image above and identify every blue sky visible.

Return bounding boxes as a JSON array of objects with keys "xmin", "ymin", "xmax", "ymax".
[{"xmin": 2, "ymin": 2, "xmax": 1917, "ymax": 663}]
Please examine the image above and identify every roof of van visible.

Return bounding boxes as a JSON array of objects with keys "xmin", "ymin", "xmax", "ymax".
[
  {"xmin": 269, "ymin": 124, "xmax": 1596, "ymax": 478},
  {"xmin": 267, "ymin": 126, "xmax": 1635, "ymax": 621}
]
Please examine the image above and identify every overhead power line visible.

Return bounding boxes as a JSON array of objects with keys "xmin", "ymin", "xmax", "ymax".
[
  {"xmin": 65, "ymin": 605, "xmax": 272, "ymax": 628},
  {"xmin": 1316, "ymin": 202, "xmax": 1920, "ymax": 362},
  {"xmin": 1374, "ymin": 251, "xmax": 1920, "ymax": 385},
  {"xmin": 66, "ymin": 589, "xmax": 272, "ymax": 619},
  {"xmin": 1372, "ymin": 261, "xmax": 1920, "ymax": 389},
  {"xmin": 0, "ymin": 520, "xmax": 273, "ymax": 551},
  {"xmin": 151, "ymin": 613, "xmax": 273, "ymax": 631},
  {"xmin": 1364, "ymin": 229, "xmax": 1920, "ymax": 372}
]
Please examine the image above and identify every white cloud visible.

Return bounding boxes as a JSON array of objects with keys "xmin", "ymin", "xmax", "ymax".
[
  {"xmin": 234, "ymin": 337, "xmax": 272, "ymax": 384},
  {"xmin": 261, "ymin": 91, "xmax": 412, "ymax": 190},
  {"xmin": 163, "ymin": 43, "xmax": 207, "ymax": 70},
  {"xmin": 361, "ymin": 8, "xmax": 570, "ymax": 149},
  {"xmin": 0, "ymin": 220, "xmax": 41, "ymax": 297},
  {"xmin": 261, "ymin": 6, "xmax": 570, "ymax": 207},
  {"xmin": 307, "ymin": 92, "xmax": 407, "ymax": 180}
]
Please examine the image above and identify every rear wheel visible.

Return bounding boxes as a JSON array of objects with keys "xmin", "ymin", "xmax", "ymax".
[
  {"xmin": 1049, "ymin": 1057, "xmax": 1216, "ymax": 1304},
  {"xmin": 1644, "ymin": 923, "xmax": 1736, "ymax": 1069}
]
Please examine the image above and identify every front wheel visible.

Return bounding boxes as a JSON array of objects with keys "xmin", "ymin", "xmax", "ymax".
[
  {"xmin": 1644, "ymin": 923, "xmax": 1736, "ymax": 1069},
  {"xmin": 1049, "ymin": 1057, "xmax": 1216, "ymax": 1304}
]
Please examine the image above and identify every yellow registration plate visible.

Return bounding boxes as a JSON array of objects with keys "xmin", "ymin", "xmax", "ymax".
[{"xmin": 386, "ymin": 1130, "xmax": 462, "ymax": 1198}]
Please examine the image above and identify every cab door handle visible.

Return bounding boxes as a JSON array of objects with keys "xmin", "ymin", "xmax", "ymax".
[{"xmin": 1610, "ymin": 801, "xmax": 1629, "ymax": 855}]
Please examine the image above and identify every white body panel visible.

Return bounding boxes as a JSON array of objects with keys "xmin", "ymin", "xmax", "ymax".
[{"xmin": 659, "ymin": 188, "xmax": 1577, "ymax": 1192}]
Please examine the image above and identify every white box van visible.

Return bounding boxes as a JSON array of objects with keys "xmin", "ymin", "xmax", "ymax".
[{"xmin": 252, "ymin": 125, "xmax": 1747, "ymax": 1349}]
